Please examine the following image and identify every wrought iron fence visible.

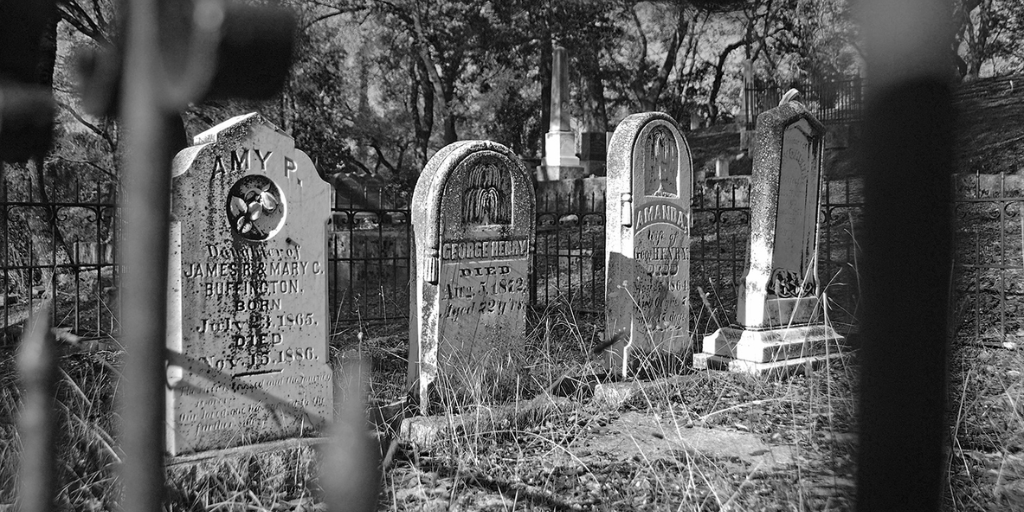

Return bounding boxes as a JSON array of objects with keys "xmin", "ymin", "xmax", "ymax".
[
  {"xmin": 951, "ymin": 173, "xmax": 1024, "ymax": 345},
  {"xmin": 327, "ymin": 183, "xmax": 411, "ymax": 326},
  {"xmin": 744, "ymin": 76, "xmax": 864, "ymax": 130},
  {"xmin": 326, "ymin": 177, "xmax": 867, "ymax": 340},
  {"xmin": 689, "ymin": 176, "xmax": 864, "ymax": 335},
  {"xmin": 13, "ymin": 169, "xmax": 1020, "ymax": 346},
  {"xmin": 0, "ymin": 171, "xmax": 120, "ymax": 346},
  {"xmin": 532, "ymin": 181, "xmax": 606, "ymax": 312}
]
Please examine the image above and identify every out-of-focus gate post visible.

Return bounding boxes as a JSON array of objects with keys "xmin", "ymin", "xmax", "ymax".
[
  {"xmin": 856, "ymin": 1, "xmax": 954, "ymax": 510},
  {"xmin": 116, "ymin": 0, "xmax": 176, "ymax": 509}
]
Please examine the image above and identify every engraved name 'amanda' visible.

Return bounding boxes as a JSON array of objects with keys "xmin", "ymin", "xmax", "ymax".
[{"xmin": 634, "ymin": 203, "xmax": 689, "ymax": 232}]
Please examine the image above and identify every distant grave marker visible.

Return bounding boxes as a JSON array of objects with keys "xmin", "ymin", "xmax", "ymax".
[
  {"xmin": 408, "ymin": 141, "xmax": 535, "ymax": 411},
  {"xmin": 166, "ymin": 113, "xmax": 332, "ymax": 455},
  {"xmin": 537, "ymin": 46, "xmax": 584, "ymax": 181},
  {"xmin": 604, "ymin": 113, "xmax": 693, "ymax": 377},
  {"xmin": 695, "ymin": 100, "xmax": 845, "ymax": 375}
]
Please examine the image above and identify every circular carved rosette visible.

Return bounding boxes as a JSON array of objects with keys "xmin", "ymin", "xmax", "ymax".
[{"xmin": 226, "ymin": 175, "xmax": 287, "ymax": 241}]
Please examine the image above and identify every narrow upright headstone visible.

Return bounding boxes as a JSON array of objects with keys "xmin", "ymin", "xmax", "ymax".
[
  {"xmin": 538, "ymin": 46, "xmax": 584, "ymax": 181},
  {"xmin": 579, "ymin": 131, "xmax": 610, "ymax": 177},
  {"xmin": 603, "ymin": 113, "xmax": 693, "ymax": 378},
  {"xmin": 408, "ymin": 141, "xmax": 535, "ymax": 411},
  {"xmin": 166, "ymin": 113, "xmax": 332, "ymax": 455},
  {"xmin": 695, "ymin": 100, "xmax": 845, "ymax": 376},
  {"xmin": 715, "ymin": 157, "xmax": 730, "ymax": 177}
]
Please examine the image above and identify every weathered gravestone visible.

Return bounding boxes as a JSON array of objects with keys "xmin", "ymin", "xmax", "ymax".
[
  {"xmin": 408, "ymin": 141, "xmax": 535, "ymax": 412},
  {"xmin": 166, "ymin": 113, "xmax": 332, "ymax": 455},
  {"xmin": 695, "ymin": 100, "xmax": 845, "ymax": 375},
  {"xmin": 604, "ymin": 113, "xmax": 693, "ymax": 378}
]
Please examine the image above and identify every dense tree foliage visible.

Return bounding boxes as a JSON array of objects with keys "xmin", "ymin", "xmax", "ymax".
[
  {"xmin": 953, "ymin": 0, "xmax": 1024, "ymax": 80},
  {"xmin": 25, "ymin": 0, "xmax": 1024, "ymax": 198},
  {"xmin": 9, "ymin": 0, "xmax": 890, "ymax": 196}
]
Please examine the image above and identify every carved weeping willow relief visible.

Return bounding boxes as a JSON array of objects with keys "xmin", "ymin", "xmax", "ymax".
[
  {"xmin": 462, "ymin": 160, "xmax": 512, "ymax": 226},
  {"xmin": 643, "ymin": 126, "xmax": 679, "ymax": 198},
  {"xmin": 766, "ymin": 267, "xmax": 816, "ymax": 298}
]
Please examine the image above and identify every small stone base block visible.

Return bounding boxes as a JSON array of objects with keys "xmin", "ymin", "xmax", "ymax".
[
  {"xmin": 580, "ymin": 160, "xmax": 606, "ymax": 177},
  {"xmin": 544, "ymin": 131, "xmax": 581, "ymax": 168},
  {"xmin": 693, "ymin": 352, "xmax": 846, "ymax": 378},
  {"xmin": 701, "ymin": 324, "xmax": 845, "ymax": 363}
]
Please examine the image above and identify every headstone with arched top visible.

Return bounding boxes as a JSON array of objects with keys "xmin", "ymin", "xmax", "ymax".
[
  {"xmin": 408, "ymin": 141, "xmax": 535, "ymax": 412},
  {"xmin": 603, "ymin": 112, "xmax": 693, "ymax": 378}
]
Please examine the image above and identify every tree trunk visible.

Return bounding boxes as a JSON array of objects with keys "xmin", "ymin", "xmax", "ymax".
[
  {"xmin": 707, "ymin": 40, "xmax": 746, "ymax": 123},
  {"xmin": 410, "ymin": 58, "xmax": 434, "ymax": 168},
  {"xmin": 441, "ymin": 81, "xmax": 458, "ymax": 144},
  {"xmin": 580, "ymin": 47, "xmax": 608, "ymax": 132},
  {"xmin": 410, "ymin": 9, "xmax": 456, "ymax": 145},
  {"xmin": 635, "ymin": 7, "xmax": 687, "ymax": 113}
]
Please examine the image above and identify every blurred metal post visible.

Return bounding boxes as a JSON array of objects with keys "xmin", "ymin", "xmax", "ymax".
[
  {"xmin": 116, "ymin": 0, "xmax": 174, "ymax": 509},
  {"xmin": 17, "ymin": 304, "xmax": 57, "ymax": 512},
  {"xmin": 856, "ymin": 1, "xmax": 954, "ymax": 510},
  {"xmin": 321, "ymin": 360, "xmax": 380, "ymax": 512},
  {"xmin": 102, "ymin": 2, "xmax": 296, "ymax": 510}
]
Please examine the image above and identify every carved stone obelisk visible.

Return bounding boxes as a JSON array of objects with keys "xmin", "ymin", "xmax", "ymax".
[{"xmin": 537, "ymin": 46, "xmax": 584, "ymax": 181}]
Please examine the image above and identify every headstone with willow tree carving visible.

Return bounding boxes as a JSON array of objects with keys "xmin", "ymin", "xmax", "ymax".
[
  {"xmin": 408, "ymin": 141, "xmax": 535, "ymax": 412},
  {"xmin": 603, "ymin": 112, "xmax": 693, "ymax": 378}
]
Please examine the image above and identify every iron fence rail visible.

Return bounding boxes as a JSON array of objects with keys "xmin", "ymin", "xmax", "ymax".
[
  {"xmin": 744, "ymin": 77, "xmax": 864, "ymax": 130},
  {"xmin": 0, "ymin": 173, "xmax": 120, "ymax": 345},
  {"xmin": 326, "ymin": 177, "xmax": 867, "ymax": 340},
  {"xmin": 6, "ymin": 171, "xmax": 1022, "ymax": 345},
  {"xmin": 952, "ymin": 173, "xmax": 1024, "ymax": 344},
  {"xmin": 689, "ymin": 176, "xmax": 864, "ymax": 333}
]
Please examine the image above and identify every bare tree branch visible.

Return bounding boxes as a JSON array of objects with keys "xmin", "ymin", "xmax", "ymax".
[
  {"xmin": 55, "ymin": 100, "xmax": 117, "ymax": 153},
  {"xmin": 56, "ymin": 0, "xmax": 109, "ymax": 45}
]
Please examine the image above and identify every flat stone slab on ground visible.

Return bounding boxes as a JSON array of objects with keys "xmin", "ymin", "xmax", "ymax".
[
  {"xmin": 576, "ymin": 411, "xmax": 795, "ymax": 469},
  {"xmin": 592, "ymin": 374, "xmax": 697, "ymax": 409},
  {"xmin": 400, "ymin": 395, "xmax": 575, "ymax": 449}
]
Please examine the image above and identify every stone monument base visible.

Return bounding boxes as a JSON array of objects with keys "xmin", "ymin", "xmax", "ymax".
[
  {"xmin": 692, "ymin": 351, "xmax": 846, "ymax": 378},
  {"xmin": 701, "ymin": 324, "xmax": 843, "ymax": 362},
  {"xmin": 694, "ymin": 324, "xmax": 846, "ymax": 377},
  {"xmin": 535, "ymin": 165, "xmax": 586, "ymax": 181}
]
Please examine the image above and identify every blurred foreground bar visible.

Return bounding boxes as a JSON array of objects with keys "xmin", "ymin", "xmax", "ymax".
[{"xmin": 856, "ymin": 1, "xmax": 954, "ymax": 511}]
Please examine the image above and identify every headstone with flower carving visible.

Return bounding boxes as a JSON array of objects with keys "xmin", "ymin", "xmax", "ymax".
[
  {"xmin": 603, "ymin": 113, "xmax": 693, "ymax": 378},
  {"xmin": 695, "ymin": 99, "xmax": 845, "ymax": 376},
  {"xmin": 408, "ymin": 141, "xmax": 535, "ymax": 412},
  {"xmin": 166, "ymin": 113, "xmax": 332, "ymax": 455}
]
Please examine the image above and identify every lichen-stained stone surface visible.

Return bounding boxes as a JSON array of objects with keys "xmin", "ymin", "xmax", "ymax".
[
  {"xmin": 696, "ymin": 100, "xmax": 846, "ymax": 375},
  {"xmin": 739, "ymin": 101, "xmax": 826, "ymax": 329},
  {"xmin": 408, "ymin": 141, "xmax": 536, "ymax": 412},
  {"xmin": 604, "ymin": 112, "xmax": 693, "ymax": 378},
  {"xmin": 167, "ymin": 113, "xmax": 332, "ymax": 455}
]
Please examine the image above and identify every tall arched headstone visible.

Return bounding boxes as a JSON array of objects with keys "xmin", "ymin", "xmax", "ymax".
[
  {"xmin": 166, "ymin": 113, "xmax": 332, "ymax": 455},
  {"xmin": 408, "ymin": 141, "xmax": 535, "ymax": 411},
  {"xmin": 695, "ymin": 100, "xmax": 845, "ymax": 376},
  {"xmin": 604, "ymin": 113, "xmax": 693, "ymax": 378}
]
